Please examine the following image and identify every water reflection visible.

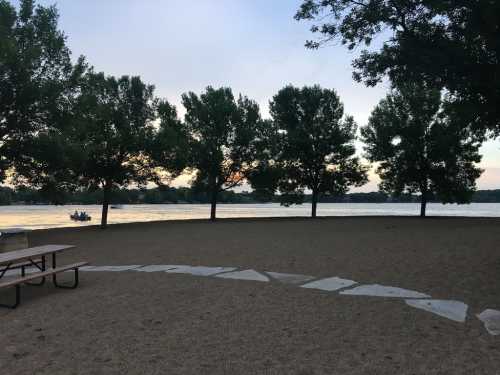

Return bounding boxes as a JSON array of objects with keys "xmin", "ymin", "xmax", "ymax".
[{"xmin": 0, "ymin": 203, "xmax": 498, "ymax": 230}]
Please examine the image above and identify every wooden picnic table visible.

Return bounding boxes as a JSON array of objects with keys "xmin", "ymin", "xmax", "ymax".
[
  {"xmin": 0, "ymin": 244, "xmax": 87, "ymax": 309},
  {"xmin": 0, "ymin": 244, "xmax": 75, "ymax": 267}
]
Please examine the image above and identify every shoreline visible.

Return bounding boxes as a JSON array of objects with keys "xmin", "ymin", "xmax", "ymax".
[
  {"xmin": 2, "ymin": 202, "xmax": 499, "ymax": 230},
  {"xmin": 23, "ymin": 214, "xmax": 500, "ymax": 234}
]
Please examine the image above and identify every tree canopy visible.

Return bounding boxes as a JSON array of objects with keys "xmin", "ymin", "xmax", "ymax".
[
  {"xmin": 71, "ymin": 72, "xmax": 158, "ymax": 227},
  {"xmin": 182, "ymin": 86, "xmax": 265, "ymax": 220},
  {"xmin": 361, "ymin": 83, "xmax": 483, "ymax": 217},
  {"xmin": 148, "ymin": 100, "xmax": 190, "ymax": 185},
  {"xmin": 0, "ymin": 0, "xmax": 84, "ymax": 182},
  {"xmin": 295, "ymin": 0, "xmax": 500, "ymax": 137},
  {"xmin": 252, "ymin": 85, "xmax": 368, "ymax": 217}
]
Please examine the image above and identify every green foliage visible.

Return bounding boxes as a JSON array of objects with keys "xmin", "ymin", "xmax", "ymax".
[
  {"xmin": 0, "ymin": 186, "xmax": 12, "ymax": 204},
  {"xmin": 251, "ymin": 85, "xmax": 368, "ymax": 217},
  {"xmin": 295, "ymin": 0, "xmax": 500, "ymax": 136},
  {"xmin": 70, "ymin": 71, "xmax": 158, "ymax": 227},
  {"xmin": 246, "ymin": 118, "xmax": 283, "ymax": 202},
  {"xmin": 12, "ymin": 128, "xmax": 84, "ymax": 204},
  {"xmin": 361, "ymin": 83, "xmax": 483, "ymax": 216},
  {"xmin": 472, "ymin": 190, "xmax": 500, "ymax": 203},
  {"xmin": 0, "ymin": 0, "xmax": 83, "ymax": 182},
  {"xmin": 149, "ymin": 100, "xmax": 189, "ymax": 185},
  {"xmin": 181, "ymin": 86, "xmax": 265, "ymax": 219},
  {"xmin": 73, "ymin": 72, "xmax": 156, "ymax": 188},
  {"xmin": 246, "ymin": 163, "xmax": 282, "ymax": 202}
]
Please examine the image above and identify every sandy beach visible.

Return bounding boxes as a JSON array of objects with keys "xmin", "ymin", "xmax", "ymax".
[{"xmin": 1, "ymin": 217, "xmax": 499, "ymax": 374}]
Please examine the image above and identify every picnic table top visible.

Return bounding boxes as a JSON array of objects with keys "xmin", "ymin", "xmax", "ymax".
[{"xmin": 0, "ymin": 245, "xmax": 75, "ymax": 265}]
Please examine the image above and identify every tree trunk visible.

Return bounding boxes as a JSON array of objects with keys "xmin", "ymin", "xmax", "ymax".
[
  {"xmin": 420, "ymin": 191, "xmax": 427, "ymax": 218},
  {"xmin": 101, "ymin": 183, "xmax": 111, "ymax": 229},
  {"xmin": 210, "ymin": 188, "xmax": 218, "ymax": 221},
  {"xmin": 311, "ymin": 189, "xmax": 318, "ymax": 218}
]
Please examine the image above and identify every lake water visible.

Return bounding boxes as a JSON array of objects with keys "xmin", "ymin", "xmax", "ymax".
[{"xmin": 0, "ymin": 203, "xmax": 499, "ymax": 230}]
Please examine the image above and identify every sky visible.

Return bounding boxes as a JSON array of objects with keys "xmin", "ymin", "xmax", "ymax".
[{"xmin": 17, "ymin": 0, "xmax": 500, "ymax": 191}]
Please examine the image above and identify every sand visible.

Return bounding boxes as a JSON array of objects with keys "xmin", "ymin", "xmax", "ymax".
[{"xmin": 0, "ymin": 216, "xmax": 499, "ymax": 374}]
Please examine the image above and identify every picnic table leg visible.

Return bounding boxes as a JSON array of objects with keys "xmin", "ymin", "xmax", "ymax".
[
  {"xmin": 0, "ymin": 263, "xmax": 21, "ymax": 308},
  {"xmin": 0, "ymin": 284, "xmax": 20, "ymax": 309},
  {"xmin": 23, "ymin": 256, "xmax": 46, "ymax": 286},
  {"xmin": 51, "ymin": 253, "xmax": 79, "ymax": 289},
  {"xmin": 0, "ymin": 262, "xmax": 13, "ymax": 280}
]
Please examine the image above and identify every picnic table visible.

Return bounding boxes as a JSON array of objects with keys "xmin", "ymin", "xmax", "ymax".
[{"xmin": 0, "ymin": 245, "xmax": 87, "ymax": 309}]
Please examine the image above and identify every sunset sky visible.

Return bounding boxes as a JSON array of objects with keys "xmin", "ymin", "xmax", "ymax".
[{"xmin": 21, "ymin": 0, "xmax": 500, "ymax": 191}]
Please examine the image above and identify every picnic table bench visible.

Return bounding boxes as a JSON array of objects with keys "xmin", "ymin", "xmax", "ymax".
[{"xmin": 0, "ymin": 245, "xmax": 88, "ymax": 309}]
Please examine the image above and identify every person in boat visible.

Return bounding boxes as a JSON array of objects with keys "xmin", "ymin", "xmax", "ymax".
[
  {"xmin": 79, "ymin": 212, "xmax": 87, "ymax": 220},
  {"xmin": 73, "ymin": 210, "xmax": 79, "ymax": 218}
]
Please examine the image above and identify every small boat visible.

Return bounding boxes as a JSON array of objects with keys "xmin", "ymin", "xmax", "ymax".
[
  {"xmin": 70, "ymin": 213, "xmax": 92, "ymax": 221},
  {"xmin": 110, "ymin": 204, "xmax": 123, "ymax": 209}
]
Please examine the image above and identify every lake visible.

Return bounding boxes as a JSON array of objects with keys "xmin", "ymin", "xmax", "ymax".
[{"xmin": 0, "ymin": 203, "xmax": 499, "ymax": 230}]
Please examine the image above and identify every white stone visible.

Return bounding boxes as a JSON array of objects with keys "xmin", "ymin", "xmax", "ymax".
[
  {"xmin": 133, "ymin": 265, "xmax": 182, "ymax": 272},
  {"xmin": 477, "ymin": 309, "xmax": 500, "ymax": 336},
  {"xmin": 80, "ymin": 265, "xmax": 142, "ymax": 272},
  {"xmin": 187, "ymin": 266, "xmax": 237, "ymax": 276},
  {"xmin": 79, "ymin": 266, "xmax": 97, "ymax": 271},
  {"xmin": 165, "ymin": 266, "xmax": 237, "ymax": 276},
  {"xmin": 163, "ymin": 265, "xmax": 195, "ymax": 275},
  {"xmin": 405, "ymin": 299, "xmax": 468, "ymax": 323},
  {"xmin": 215, "ymin": 269, "xmax": 269, "ymax": 282},
  {"xmin": 301, "ymin": 277, "xmax": 357, "ymax": 291},
  {"xmin": 340, "ymin": 284, "xmax": 430, "ymax": 298},
  {"xmin": 266, "ymin": 271, "xmax": 315, "ymax": 285}
]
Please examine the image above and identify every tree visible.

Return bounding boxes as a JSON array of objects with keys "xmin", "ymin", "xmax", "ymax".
[
  {"xmin": 262, "ymin": 85, "xmax": 368, "ymax": 218},
  {"xmin": 361, "ymin": 83, "xmax": 483, "ymax": 217},
  {"xmin": 246, "ymin": 118, "xmax": 283, "ymax": 202},
  {"xmin": 72, "ymin": 72, "xmax": 157, "ymax": 228},
  {"xmin": 182, "ymin": 86, "xmax": 264, "ymax": 220},
  {"xmin": 9, "ymin": 125, "xmax": 86, "ymax": 204},
  {"xmin": 295, "ymin": 1, "xmax": 500, "ymax": 137},
  {"xmin": 148, "ymin": 100, "xmax": 190, "ymax": 186},
  {"xmin": 0, "ymin": 0, "xmax": 83, "ymax": 182}
]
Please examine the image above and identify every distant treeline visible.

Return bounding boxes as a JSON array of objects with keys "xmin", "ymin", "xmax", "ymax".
[{"xmin": 1, "ymin": 186, "xmax": 500, "ymax": 206}]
